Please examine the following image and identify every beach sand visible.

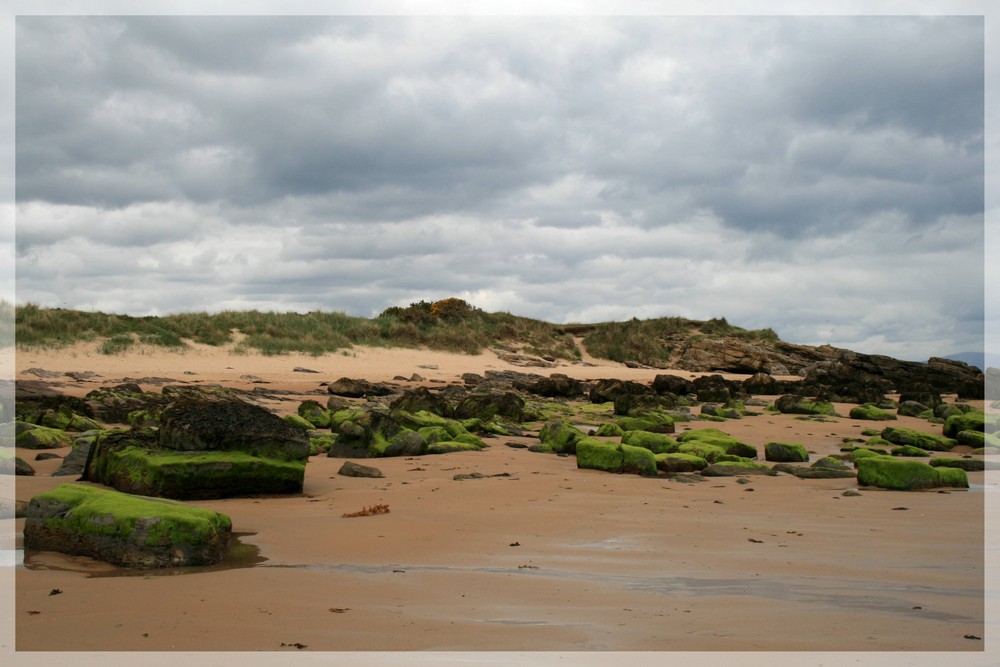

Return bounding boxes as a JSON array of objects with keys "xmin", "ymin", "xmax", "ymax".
[{"xmin": 3, "ymin": 342, "xmax": 994, "ymax": 665}]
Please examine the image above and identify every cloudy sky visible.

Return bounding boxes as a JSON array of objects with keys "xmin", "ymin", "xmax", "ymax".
[{"xmin": 11, "ymin": 11, "xmax": 988, "ymax": 361}]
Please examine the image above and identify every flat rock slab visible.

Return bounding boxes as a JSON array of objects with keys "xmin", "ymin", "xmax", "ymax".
[{"xmin": 24, "ymin": 483, "xmax": 232, "ymax": 568}]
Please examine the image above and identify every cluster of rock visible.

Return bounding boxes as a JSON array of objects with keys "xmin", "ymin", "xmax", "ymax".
[{"xmin": 12, "ymin": 382, "xmax": 315, "ymax": 568}]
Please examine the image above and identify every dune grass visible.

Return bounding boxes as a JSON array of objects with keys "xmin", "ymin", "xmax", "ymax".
[{"xmin": 14, "ymin": 300, "xmax": 779, "ymax": 361}]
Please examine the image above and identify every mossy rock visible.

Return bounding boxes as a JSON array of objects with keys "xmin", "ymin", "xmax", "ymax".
[
  {"xmin": 84, "ymin": 435, "xmax": 306, "ymax": 500},
  {"xmin": 454, "ymin": 392, "xmax": 525, "ymax": 423},
  {"xmin": 576, "ymin": 440, "xmax": 657, "ymax": 476},
  {"xmin": 774, "ymin": 395, "xmax": 838, "ymax": 417},
  {"xmin": 890, "ymin": 445, "xmax": 931, "ymax": 457},
  {"xmin": 701, "ymin": 461, "xmax": 775, "ymax": 477},
  {"xmin": 676, "ymin": 442, "xmax": 727, "ymax": 463},
  {"xmin": 849, "ymin": 404, "xmax": 897, "ymax": 421},
  {"xmin": 928, "ymin": 457, "xmax": 984, "ymax": 472},
  {"xmin": 39, "ymin": 407, "xmax": 104, "ymax": 432},
  {"xmin": 654, "ymin": 452, "xmax": 708, "ymax": 473},
  {"xmin": 461, "ymin": 418, "xmax": 512, "ymax": 437},
  {"xmin": 126, "ymin": 408, "xmax": 163, "ymax": 428},
  {"xmin": 283, "ymin": 413, "xmax": 316, "ymax": 431},
  {"xmin": 897, "ymin": 401, "xmax": 931, "ymax": 417},
  {"xmin": 615, "ymin": 413, "xmax": 676, "ymax": 434},
  {"xmin": 943, "ymin": 411, "xmax": 985, "ymax": 438},
  {"xmin": 764, "ymin": 442, "xmax": 808, "ymax": 463},
  {"xmin": 880, "ymin": 426, "xmax": 956, "ymax": 452},
  {"xmin": 595, "ymin": 422, "xmax": 626, "ymax": 437},
  {"xmin": 23, "ymin": 483, "xmax": 232, "ymax": 568},
  {"xmin": 384, "ymin": 430, "xmax": 428, "ymax": 457},
  {"xmin": 621, "ymin": 430, "xmax": 678, "ymax": 454},
  {"xmin": 308, "ymin": 434, "xmax": 337, "ymax": 456},
  {"xmin": 329, "ymin": 407, "xmax": 368, "ymax": 431},
  {"xmin": 860, "ymin": 429, "xmax": 882, "ymax": 437},
  {"xmin": 851, "ymin": 448, "xmax": 887, "ymax": 463},
  {"xmin": 866, "ymin": 437, "xmax": 894, "ymax": 448},
  {"xmin": 297, "ymin": 400, "xmax": 332, "ymax": 429},
  {"xmin": 1, "ymin": 449, "xmax": 35, "ymax": 476},
  {"xmin": 676, "ymin": 428, "xmax": 757, "ymax": 459},
  {"xmin": 793, "ymin": 467, "xmax": 856, "ymax": 479},
  {"xmin": 812, "ymin": 456, "xmax": 849, "ymax": 470},
  {"xmin": 539, "ymin": 421, "xmax": 588, "ymax": 454},
  {"xmin": 856, "ymin": 456, "xmax": 968, "ymax": 490},
  {"xmin": 954, "ymin": 430, "xmax": 985, "ymax": 448},
  {"xmin": 934, "ymin": 466, "xmax": 971, "ymax": 487},
  {"xmin": 15, "ymin": 424, "xmax": 72, "ymax": 450},
  {"xmin": 427, "ymin": 440, "xmax": 486, "ymax": 455}
]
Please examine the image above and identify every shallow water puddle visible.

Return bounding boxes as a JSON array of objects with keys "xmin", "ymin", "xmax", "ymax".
[{"xmin": 18, "ymin": 532, "xmax": 266, "ymax": 578}]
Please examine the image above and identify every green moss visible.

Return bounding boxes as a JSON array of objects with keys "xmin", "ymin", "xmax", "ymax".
[
  {"xmin": 880, "ymin": 426, "xmax": 957, "ymax": 452},
  {"xmin": 427, "ymin": 440, "xmax": 485, "ymax": 454},
  {"xmin": 928, "ymin": 458, "xmax": 982, "ymax": 474},
  {"xmin": 856, "ymin": 456, "xmax": 964, "ymax": 490},
  {"xmin": 297, "ymin": 400, "xmax": 332, "ymax": 428},
  {"xmin": 654, "ymin": 452, "xmax": 708, "ymax": 472},
  {"xmin": 15, "ymin": 424, "xmax": 72, "ymax": 449},
  {"xmin": 620, "ymin": 430, "xmax": 678, "ymax": 454},
  {"xmin": 283, "ymin": 414, "xmax": 315, "ymax": 431},
  {"xmin": 676, "ymin": 442, "xmax": 727, "ymax": 463},
  {"xmin": 776, "ymin": 399, "xmax": 838, "ymax": 417},
  {"xmin": 851, "ymin": 447, "xmax": 886, "ymax": 462},
  {"xmin": 849, "ymin": 404, "xmax": 897, "ymax": 421},
  {"xmin": 330, "ymin": 407, "xmax": 368, "ymax": 431},
  {"xmin": 954, "ymin": 430, "xmax": 985, "ymax": 448},
  {"xmin": 30, "ymin": 483, "xmax": 231, "ymax": 548},
  {"xmin": 539, "ymin": 421, "xmax": 588, "ymax": 454},
  {"xmin": 890, "ymin": 445, "xmax": 931, "ymax": 457},
  {"xmin": 861, "ymin": 429, "xmax": 881, "ymax": 437},
  {"xmin": 764, "ymin": 442, "xmax": 808, "ymax": 463},
  {"xmin": 615, "ymin": 413, "xmax": 676, "ymax": 433},
  {"xmin": 676, "ymin": 428, "xmax": 757, "ymax": 459},
  {"xmin": 866, "ymin": 437, "xmax": 894, "ymax": 448},
  {"xmin": 595, "ymin": 422, "xmax": 626, "ymax": 437},
  {"xmin": 932, "ymin": 466, "xmax": 971, "ymax": 487},
  {"xmin": 88, "ymin": 445, "xmax": 306, "ymax": 499},
  {"xmin": 943, "ymin": 410, "xmax": 985, "ymax": 438},
  {"xmin": 576, "ymin": 440, "xmax": 656, "ymax": 476},
  {"xmin": 619, "ymin": 443, "xmax": 658, "ymax": 476}
]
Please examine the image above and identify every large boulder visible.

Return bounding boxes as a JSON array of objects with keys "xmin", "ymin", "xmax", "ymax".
[
  {"xmin": 589, "ymin": 379, "xmax": 652, "ymax": 404},
  {"xmin": 527, "ymin": 374, "xmax": 586, "ymax": 398},
  {"xmin": 390, "ymin": 387, "xmax": 454, "ymax": 417},
  {"xmin": 83, "ymin": 429, "xmax": 307, "ymax": 500},
  {"xmin": 676, "ymin": 428, "xmax": 758, "ymax": 459},
  {"xmin": 453, "ymin": 392, "xmax": 525, "ymax": 423},
  {"xmin": 764, "ymin": 442, "xmax": 809, "ymax": 463},
  {"xmin": 15, "ymin": 423, "xmax": 72, "ymax": 450},
  {"xmin": 158, "ymin": 400, "xmax": 309, "ymax": 462},
  {"xmin": 773, "ymin": 395, "xmax": 838, "ymax": 417},
  {"xmin": 879, "ymin": 426, "xmax": 956, "ymax": 452},
  {"xmin": 652, "ymin": 374, "xmax": 692, "ymax": 397},
  {"xmin": 23, "ymin": 483, "xmax": 232, "ymax": 568}
]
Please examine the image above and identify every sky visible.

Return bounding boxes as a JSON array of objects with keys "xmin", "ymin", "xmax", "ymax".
[{"xmin": 8, "ymin": 9, "xmax": 991, "ymax": 361}]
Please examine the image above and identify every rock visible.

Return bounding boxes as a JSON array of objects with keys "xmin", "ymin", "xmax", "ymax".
[
  {"xmin": 614, "ymin": 392, "xmax": 679, "ymax": 416},
  {"xmin": 326, "ymin": 377, "xmax": 394, "ymax": 398},
  {"xmin": 83, "ymin": 383, "xmax": 165, "ymax": 423},
  {"xmin": 14, "ymin": 424, "xmax": 72, "ymax": 450},
  {"xmin": 621, "ymin": 430, "xmax": 678, "ymax": 454},
  {"xmin": 774, "ymin": 395, "xmax": 838, "ymax": 417},
  {"xmin": 454, "ymin": 392, "xmax": 525, "ymax": 423},
  {"xmin": 764, "ymin": 442, "xmax": 809, "ymax": 463},
  {"xmin": 589, "ymin": 379, "xmax": 652, "ymax": 404},
  {"xmin": 793, "ymin": 468, "xmax": 856, "ymax": 479},
  {"xmin": 811, "ymin": 456, "xmax": 849, "ymax": 470},
  {"xmin": 654, "ymin": 452, "xmax": 708, "ymax": 472},
  {"xmin": 158, "ymin": 400, "xmax": 310, "ymax": 462},
  {"xmin": 890, "ymin": 445, "xmax": 931, "ymax": 457},
  {"xmin": 849, "ymin": 404, "xmax": 898, "ymax": 421},
  {"xmin": 1, "ymin": 453, "xmax": 35, "ymax": 476},
  {"xmin": 338, "ymin": 461, "xmax": 384, "ymax": 478},
  {"xmin": 83, "ymin": 429, "xmax": 308, "ymax": 500},
  {"xmin": 495, "ymin": 351, "xmax": 559, "ymax": 368},
  {"xmin": 527, "ymin": 374, "xmax": 586, "ymax": 398},
  {"xmin": 897, "ymin": 401, "xmax": 931, "ymax": 417},
  {"xmin": 741, "ymin": 372, "xmax": 783, "ymax": 395},
  {"xmin": 943, "ymin": 411, "xmax": 985, "ymax": 438},
  {"xmin": 691, "ymin": 375, "xmax": 735, "ymax": 403},
  {"xmin": 679, "ymin": 339, "xmax": 793, "ymax": 374},
  {"xmin": 23, "ymin": 483, "xmax": 232, "ymax": 568},
  {"xmin": 879, "ymin": 426, "xmax": 956, "ymax": 452},
  {"xmin": 857, "ymin": 456, "xmax": 968, "ymax": 490},
  {"xmin": 928, "ymin": 457, "xmax": 986, "ymax": 472},
  {"xmin": 576, "ymin": 440, "xmax": 657, "ymax": 477},
  {"xmin": 701, "ymin": 462, "xmax": 776, "ymax": 476},
  {"xmin": 383, "ymin": 430, "xmax": 427, "ymax": 457},
  {"xmin": 652, "ymin": 374, "xmax": 692, "ymax": 396},
  {"xmin": 297, "ymin": 400, "xmax": 332, "ymax": 428},
  {"xmin": 676, "ymin": 428, "xmax": 757, "ymax": 459},
  {"xmin": 390, "ymin": 387, "xmax": 454, "ymax": 417},
  {"xmin": 899, "ymin": 385, "xmax": 941, "ymax": 409},
  {"xmin": 53, "ymin": 437, "xmax": 96, "ymax": 476},
  {"xmin": 34, "ymin": 452, "xmax": 62, "ymax": 461},
  {"xmin": 538, "ymin": 421, "xmax": 588, "ymax": 454}
]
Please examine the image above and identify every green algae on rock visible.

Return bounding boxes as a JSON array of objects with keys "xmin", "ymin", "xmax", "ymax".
[
  {"xmin": 576, "ymin": 440, "xmax": 657, "ymax": 477},
  {"xmin": 856, "ymin": 456, "xmax": 969, "ymax": 490},
  {"xmin": 23, "ymin": 483, "xmax": 232, "ymax": 568},
  {"xmin": 764, "ymin": 442, "xmax": 809, "ymax": 463},
  {"xmin": 849, "ymin": 404, "xmax": 898, "ymax": 421},
  {"xmin": 879, "ymin": 426, "xmax": 956, "ymax": 452}
]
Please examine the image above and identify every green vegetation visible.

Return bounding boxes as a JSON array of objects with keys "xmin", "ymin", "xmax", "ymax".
[
  {"xmin": 856, "ymin": 456, "xmax": 968, "ymax": 490},
  {"xmin": 28, "ymin": 483, "xmax": 231, "ymax": 549},
  {"xmin": 15, "ymin": 302, "xmax": 780, "ymax": 364}
]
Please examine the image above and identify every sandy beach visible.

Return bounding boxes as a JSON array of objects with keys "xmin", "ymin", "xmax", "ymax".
[{"xmin": 3, "ymin": 341, "xmax": 996, "ymax": 666}]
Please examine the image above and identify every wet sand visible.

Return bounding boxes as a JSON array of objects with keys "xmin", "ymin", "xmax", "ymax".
[{"xmin": 3, "ymin": 342, "xmax": 996, "ymax": 665}]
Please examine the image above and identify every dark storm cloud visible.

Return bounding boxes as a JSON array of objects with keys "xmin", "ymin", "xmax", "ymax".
[{"xmin": 13, "ymin": 14, "xmax": 986, "ymax": 359}]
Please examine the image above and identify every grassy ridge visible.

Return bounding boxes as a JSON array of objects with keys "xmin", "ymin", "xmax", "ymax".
[{"xmin": 13, "ymin": 300, "xmax": 779, "ymax": 363}]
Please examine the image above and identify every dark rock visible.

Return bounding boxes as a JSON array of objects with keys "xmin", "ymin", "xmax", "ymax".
[
  {"xmin": 589, "ymin": 379, "xmax": 652, "ymax": 404},
  {"xmin": 614, "ymin": 392, "xmax": 678, "ymax": 416},
  {"xmin": 701, "ymin": 463, "xmax": 776, "ymax": 477},
  {"xmin": 454, "ymin": 392, "xmax": 525, "ymax": 422},
  {"xmin": 652, "ymin": 374, "xmax": 692, "ymax": 396},
  {"xmin": 383, "ymin": 430, "xmax": 426, "ymax": 457},
  {"xmin": 794, "ymin": 468, "xmax": 857, "ymax": 479},
  {"xmin": 338, "ymin": 461, "xmax": 384, "ymax": 478},
  {"xmin": 158, "ymin": 400, "xmax": 310, "ymax": 462},
  {"xmin": 742, "ymin": 373, "xmax": 782, "ymax": 395},
  {"xmin": 326, "ymin": 377, "xmax": 394, "ymax": 398},
  {"xmin": 34, "ymin": 452, "xmax": 61, "ymax": 461},
  {"xmin": 527, "ymin": 374, "xmax": 586, "ymax": 398},
  {"xmin": 691, "ymin": 375, "xmax": 734, "ymax": 403},
  {"xmin": 897, "ymin": 400, "xmax": 931, "ymax": 417},
  {"xmin": 390, "ymin": 387, "xmax": 453, "ymax": 417}
]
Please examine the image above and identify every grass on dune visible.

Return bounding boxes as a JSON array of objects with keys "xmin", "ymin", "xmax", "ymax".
[{"xmin": 13, "ymin": 300, "xmax": 779, "ymax": 362}]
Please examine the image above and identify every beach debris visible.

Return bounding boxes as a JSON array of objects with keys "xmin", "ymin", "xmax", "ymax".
[
  {"xmin": 293, "ymin": 367, "xmax": 320, "ymax": 373},
  {"xmin": 281, "ymin": 642, "xmax": 308, "ymax": 649},
  {"xmin": 964, "ymin": 634, "xmax": 982, "ymax": 641},
  {"xmin": 329, "ymin": 608, "xmax": 350, "ymax": 613},
  {"xmin": 747, "ymin": 538, "xmax": 764, "ymax": 544},
  {"xmin": 342, "ymin": 504, "xmax": 390, "ymax": 518},
  {"xmin": 49, "ymin": 589, "xmax": 63, "ymax": 596},
  {"xmin": 509, "ymin": 541, "xmax": 521, "ymax": 547},
  {"xmin": 453, "ymin": 472, "xmax": 513, "ymax": 481}
]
